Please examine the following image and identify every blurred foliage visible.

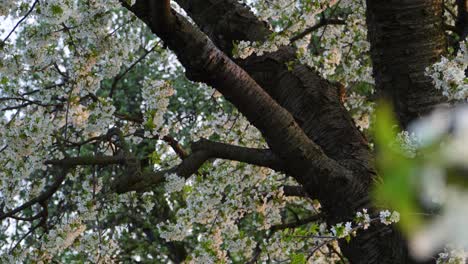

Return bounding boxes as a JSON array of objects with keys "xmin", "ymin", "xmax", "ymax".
[{"xmin": 372, "ymin": 102, "xmax": 420, "ymax": 234}]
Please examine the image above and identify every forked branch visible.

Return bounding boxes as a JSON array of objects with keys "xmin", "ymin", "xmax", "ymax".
[{"xmin": 122, "ymin": 0, "xmax": 353, "ymax": 193}]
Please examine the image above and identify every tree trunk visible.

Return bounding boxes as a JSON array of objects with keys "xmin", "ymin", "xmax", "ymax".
[
  {"xmin": 366, "ymin": 0, "xmax": 447, "ymax": 127},
  {"xmin": 455, "ymin": 0, "xmax": 468, "ymax": 40}
]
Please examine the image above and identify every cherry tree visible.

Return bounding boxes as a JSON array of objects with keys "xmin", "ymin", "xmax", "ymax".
[{"xmin": 0, "ymin": 0, "xmax": 467, "ymax": 263}]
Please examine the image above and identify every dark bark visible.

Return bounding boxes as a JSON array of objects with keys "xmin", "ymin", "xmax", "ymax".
[
  {"xmin": 175, "ymin": 0, "xmax": 374, "ymax": 181},
  {"xmin": 47, "ymin": 139, "xmax": 288, "ymax": 193},
  {"xmin": 118, "ymin": 0, "xmax": 445, "ymax": 263},
  {"xmin": 170, "ymin": 5, "xmax": 379, "ymax": 237},
  {"xmin": 169, "ymin": 1, "xmax": 411, "ymax": 263},
  {"xmin": 122, "ymin": 1, "xmax": 356, "ymax": 193},
  {"xmin": 455, "ymin": 0, "xmax": 468, "ymax": 40},
  {"xmin": 366, "ymin": 0, "xmax": 447, "ymax": 127}
]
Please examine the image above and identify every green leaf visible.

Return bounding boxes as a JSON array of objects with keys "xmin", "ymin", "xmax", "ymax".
[
  {"xmin": 291, "ymin": 253, "xmax": 307, "ymax": 264},
  {"xmin": 372, "ymin": 102, "xmax": 421, "ymax": 234},
  {"xmin": 50, "ymin": 4, "xmax": 64, "ymax": 16},
  {"xmin": 150, "ymin": 151, "xmax": 161, "ymax": 165},
  {"xmin": 232, "ymin": 41, "xmax": 239, "ymax": 57},
  {"xmin": 309, "ymin": 223, "xmax": 319, "ymax": 235}
]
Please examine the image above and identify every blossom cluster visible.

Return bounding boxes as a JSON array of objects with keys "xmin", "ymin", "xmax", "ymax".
[
  {"xmin": 0, "ymin": 0, "xmax": 147, "ymax": 261},
  {"xmin": 235, "ymin": 0, "xmax": 374, "ymax": 87},
  {"xmin": 426, "ymin": 42, "xmax": 468, "ymax": 101},
  {"xmin": 140, "ymin": 79, "xmax": 174, "ymax": 137},
  {"xmin": 437, "ymin": 247, "xmax": 467, "ymax": 264},
  {"xmin": 395, "ymin": 131, "xmax": 421, "ymax": 158},
  {"xmin": 0, "ymin": 0, "xmax": 465, "ymax": 263}
]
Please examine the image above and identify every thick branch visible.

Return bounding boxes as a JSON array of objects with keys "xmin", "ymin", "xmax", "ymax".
[
  {"xmin": 173, "ymin": 0, "xmax": 374, "ymax": 185},
  {"xmin": 123, "ymin": 2, "xmax": 353, "ymax": 192},
  {"xmin": 135, "ymin": 1, "xmax": 429, "ymax": 263},
  {"xmin": 149, "ymin": 0, "xmax": 175, "ymax": 31},
  {"xmin": 45, "ymin": 138, "xmax": 285, "ymax": 193},
  {"xmin": 115, "ymin": 139, "xmax": 286, "ymax": 193},
  {"xmin": 283, "ymin": 185, "xmax": 307, "ymax": 197},
  {"xmin": 166, "ymin": 0, "xmax": 271, "ymax": 52},
  {"xmin": 190, "ymin": 139, "xmax": 284, "ymax": 171}
]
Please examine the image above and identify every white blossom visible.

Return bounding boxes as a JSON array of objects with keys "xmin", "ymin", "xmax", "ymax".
[
  {"xmin": 355, "ymin": 208, "xmax": 371, "ymax": 230},
  {"xmin": 380, "ymin": 210, "xmax": 400, "ymax": 225},
  {"xmin": 164, "ymin": 173, "xmax": 185, "ymax": 193}
]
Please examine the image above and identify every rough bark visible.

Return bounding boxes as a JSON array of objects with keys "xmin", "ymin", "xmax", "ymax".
[
  {"xmin": 122, "ymin": 0, "xmax": 358, "ymax": 190},
  {"xmin": 172, "ymin": 1, "xmax": 414, "ymax": 263},
  {"xmin": 175, "ymin": 0, "xmax": 374, "ymax": 181},
  {"xmin": 366, "ymin": 0, "xmax": 447, "ymax": 127},
  {"xmin": 120, "ymin": 0, "xmax": 442, "ymax": 263}
]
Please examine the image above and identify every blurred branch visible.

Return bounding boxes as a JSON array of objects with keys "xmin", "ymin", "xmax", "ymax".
[
  {"xmin": 290, "ymin": 18, "xmax": 346, "ymax": 43},
  {"xmin": 270, "ymin": 214, "xmax": 323, "ymax": 232}
]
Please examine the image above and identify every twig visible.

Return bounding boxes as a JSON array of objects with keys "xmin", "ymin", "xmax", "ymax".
[
  {"xmin": 290, "ymin": 18, "xmax": 346, "ymax": 43},
  {"xmin": 9, "ymin": 211, "xmax": 43, "ymax": 222},
  {"xmin": 0, "ymin": 171, "xmax": 67, "ymax": 221},
  {"xmin": 327, "ymin": 244, "xmax": 347, "ymax": 263},
  {"xmin": 2, "ymin": 0, "xmax": 39, "ymax": 44},
  {"xmin": 444, "ymin": 4, "xmax": 457, "ymax": 19},
  {"xmin": 162, "ymin": 135, "xmax": 188, "ymax": 159},
  {"xmin": 109, "ymin": 44, "xmax": 159, "ymax": 97},
  {"xmin": 9, "ymin": 222, "xmax": 41, "ymax": 253},
  {"xmin": 270, "ymin": 214, "xmax": 323, "ymax": 232}
]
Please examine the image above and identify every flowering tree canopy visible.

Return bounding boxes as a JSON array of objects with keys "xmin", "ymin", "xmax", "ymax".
[{"xmin": 0, "ymin": 0, "xmax": 467, "ymax": 263}]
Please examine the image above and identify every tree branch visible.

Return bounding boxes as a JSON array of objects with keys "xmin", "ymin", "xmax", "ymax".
[
  {"xmin": 290, "ymin": 18, "xmax": 346, "ymax": 43},
  {"xmin": 109, "ymin": 44, "xmax": 158, "ymax": 97},
  {"xmin": 1, "ymin": 0, "xmax": 38, "ymax": 44},
  {"xmin": 283, "ymin": 185, "xmax": 308, "ymax": 197},
  {"xmin": 150, "ymin": 0, "xmax": 175, "ymax": 32},
  {"xmin": 173, "ymin": 0, "xmax": 374, "ymax": 187},
  {"xmin": 0, "ymin": 169, "xmax": 67, "ymax": 221},
  {"xmin": 366, "ymin": 0, "xmax": 447, "ymax": 127},
  {"xmin": 190, "ymin": 139, "xmax": 284, "ymax": 170},
  {"xmin": 43, "ymin": 136, "xmax": 285, "ymax": 193},
  {"xmin": 9, "ymin": 211, "xmax": 43, "ymax": 222},
  {"xmin": 163, "ymin": 135, "xmax": 189, "ymax": 159},
  {"xmin": 270, "ymin": 214, "xmax": 323, "ymax": 232},
  {"xmin": 114, "ymin": 139, "xmax": 286, "ymax": 193},
  {"xmin": 44, "ymin": 156, "xmax": 126, "ymax": 167},
  {"xmin": 123, "ymin": 1, "xmax": 353, "ymax": 195}
]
